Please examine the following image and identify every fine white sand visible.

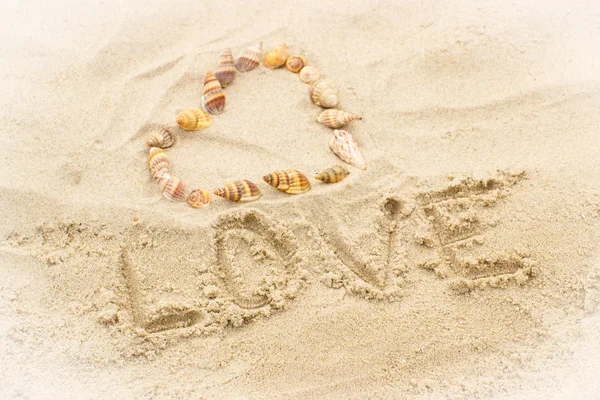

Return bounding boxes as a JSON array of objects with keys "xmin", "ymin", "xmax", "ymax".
[{"xmin": 2, "ymin": 0, "xmax": 600, "ymax": 398}]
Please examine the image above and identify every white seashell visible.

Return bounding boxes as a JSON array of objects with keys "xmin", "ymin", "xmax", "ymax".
[{"xmin": 329, "ymin": 129, "xmax": 366, "ymax": 170}]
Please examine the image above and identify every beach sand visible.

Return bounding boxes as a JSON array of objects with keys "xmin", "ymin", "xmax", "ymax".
[{"xmin": 2, "ymin": 0, "xmax": 600, "ymax": 398}]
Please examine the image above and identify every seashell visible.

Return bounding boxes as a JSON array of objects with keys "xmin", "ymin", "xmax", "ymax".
[
  {"xmin": 146, "ymin": 128, "xmax": 175, "ymax": 148},
  {"xmin": 187, "ymin": 189, "xmax": 211, "ymax": 208},
  {"xmin": 317, "ymin": 110, "xmax": 362, "ymax": 129},
  {"xmin": 285, "ymin": 55, "xmax": 306, "ymax": 73},
  {"xmin": 162, "ymin": 176, "xmax": 189, "ymax": 202},
  {"xmin": 263, "ymin": 44, "xmax": 289, "ymax": 69},
  {"xmin": 329, "ymin": 129, "xmax": 367, "ymax": 170},
  {"xmin": 213, "ymin": 180, "xmax": 261, "ymax": 202},
  {"xmin": 310, "ymin": 80, "xmax": 338, "ymax": 108},
  {"xmin": 176, "ymin": 108, "xmax": 212, "ymax": 131},
  {"xmin": 148, "ymin": 147, "xmax": 169, "ymax": 176},
  {"xmin": 299, "ymin": 66, "xmax": 319, "ymax": 84},
  {"xmin": 235, "ymin": 42, "xmax": 262, "ymax": 72},
  {"xmin": 263, "ymin": 169, "xmax": 311, "ymax": 194},
  {"xmin": 202, "ymin": 71, "xmax": 226, "ymax": 115},
  {"xmin": 153, "ymin": 168, "xmax": 171, "ymax": 190},
  {"xmin": 215, "ymin": 48, "xmax": 236, "ymax": 87},
  {"xmin": 315, "ymin": 165, "xmax": 350, "ymax": 183}
]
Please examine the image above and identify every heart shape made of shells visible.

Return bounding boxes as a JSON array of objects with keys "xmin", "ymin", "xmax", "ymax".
[{"xmin": 146, "ymin": 42, "xmax": 366, "ymax": 208}]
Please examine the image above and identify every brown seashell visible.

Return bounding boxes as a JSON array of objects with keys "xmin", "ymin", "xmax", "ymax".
[
  {"xmin": 285, "ymin": 55, "xmax": 306, "ymax": 73},
  {"xmin": 148, "ymin": 147, "xmax": 169, "ymax": 176},
  {"xmin": 146, "ymin": 128, "xmax": 175, "ymax": 148},
  {"xmin": 263, "ymin": 169, "xmax": 311, "ymax": 194},
  {"xmin": 202, "ymin": 71, "xmax": 226, "ymax": 115},
  {"xmin": 215, "ymin": 48, "xmax": 236, "ymax": 87},
  {"xmin": 235, "ymin": 42, "xmax": 262, "ymax": 72},
  {"xmin": 310, "ymin": 80, "xmax": 338, "ymax": 108},
  {"xmin": 299, "ymin": 66, "xmax": 319, "ymax": 84},
  {"xmin": 317, "ymin": 110, "xmax": 362, "ymax": 129},
  {"xmin": 187, "ymin": 189, "xmax": 211, "ymax": 208},
  {"xmin": 162, "ymin": 176, "xmax": 189, "ymax": 202},
  {"xmin": 153, "ymin": 168, "xmax": 171, "ymax": 190},
  {"xmin": 263, "ymin": 44, "xmax": 289, "ymax": 69},
  {"xmin": 213, "ymin": 180, "xmax": 261, "ymax": 202},
  {"xmin": 315, "ymin": 165, "xmax": 350, "ymax": 183},
  {"xmin": 176, "ymin": 108, "xmax": 212, "ymax": 131},
  {"xmin": 329, "ymin": 129, "xmax": 367, "ymax": 170}
]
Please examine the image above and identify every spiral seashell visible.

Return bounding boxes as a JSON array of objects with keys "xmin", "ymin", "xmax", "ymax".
[
  {"xmin": 153, "ymin": 168, "xmax": 171, "ymax": 190},
  {"xmin": 162, "ymin": 176, "xmax": 189, "ymax": 202},
  {"xmin": 215, "ymin": 48, "xmax": 236, "ymax": 87},
  {"xmin": 235, "ymin": 42, "xmax": 262, "ymax": 72},
  {"xmin": 202, "ymin": 71, "xmax": 226, "ymax": 115},
  {"xmin": 310, "ymin": 80, "xmax": 338, "ymax": 108},
  {"xmin": 146, "ymin": 128, "xmax": 175, "ymax": 148},
  {"xmin": 263, "ymin": 44, "xmax": 289, "ymax": 69},
  {"xmin": 317, "ymin": 110, "xmax": 362, "ymax": 129},
  {"xmin": 187, "ymin": 189, "xmax": 211, "ymax": 208},
  {"xmin": 315, "ymin": 165, "xmax": 350, "ymax": 183},
  {"xmin": 285, "ymin": 55, "xmax": 306, "ymax": 73},
  {"xmin": 148, "ymin": 147, "xmax": 169, "ymax": 176},
  {"xmin": 213, "ymin": 180, "xmax": 261, "ymax": 202},
  {"xmin": 299, "ymin": 66, "xmax": 320, "ymax": 84},
  {"xmin": 329, "ymin": 129, "xmax": 367, "ymax": 170},
  {"xmin": 176, "ymin": 108, "xmax": 212, "ymax": 131},
  {"xmin": 262, "ymin": 169, "xmax": 311, "ymax": 194}
]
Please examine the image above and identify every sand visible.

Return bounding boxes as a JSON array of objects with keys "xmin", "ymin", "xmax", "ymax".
[{"xmin": 2, "ymin": 0, "xmax": 600, "ymax": 398}]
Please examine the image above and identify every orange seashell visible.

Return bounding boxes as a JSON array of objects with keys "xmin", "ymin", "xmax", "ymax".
[
  {"xmin": 329, "ymin": 130, "xmax": 366, "ymax": 170},
  {"xmin": 148, "ymin": 147, "xmax": 169, "ymax": 177},
  {"xmin": 162, "ymin": 176, "xmax": 189, "ymax": 202},
  {"xmin": 299, "ymin": 66, "xmax": 319, "ymax": 84},
  {"xmin": 187, "ymin": 189, "xmax": 211, "ymax": 208},
  {"xmin": 176, "ymin": 108, "xmax": 212, "ymax": 131},
  {"xmin": 146, "ymin": 128, "xmax": 175, "ymax": 148},
  {"xmin": 214, "ymin": 180, "xmax": 261, "ymax": 202},
  {"xmin": 310, "ymin": 80, "xmax": 338, "ymax": 108},
  {"xmin": 202, "ymin": 71, "xmax": 226, "ymax": 115},
  {"xmin": 235, "ymin": 42, "xmax": 262, "ymax": 72},
  {"xmin": 317, "ymin": 110, "xmax": 361, "ymax": 129},
  {"xmin": 215, "ymin": 48, "xmax": 236, "ymax": 87},
  {"xmin": 263, "ymin": 169, "xmax": 311, "ymax": 194},
  {"xmin": 263, "ymin": 44, "xmax": 289, "ymax": 69},
  {"xmin": 285, "ymin": 55, "xmax": 306, "ymax": 73},
  {"xmin": 315, "ymin": 165, "xmax": 350, "ymax": 183}
]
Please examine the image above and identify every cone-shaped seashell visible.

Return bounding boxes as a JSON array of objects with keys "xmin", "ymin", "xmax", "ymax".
[
  {"xmin": 215, "ymin": 48, "xmax": 236, "ymax": 87},
  {"xmin": 146, "ymin": 128, "xmax": 175, "ymax": 148},
  {"xmin": 213, "ymin": 180, "xmax": 261, "ymax": 202},
  {"xmin": 202, "ymin": 71, "xmax": 226, "ymax": 115},
  {"xmin": 235, "ymin": 42, "xmax": 262, "ymax": 72},
  {"xmin": 310, "ymin": 80, "xmax": 338, "ymax": 108},
  {"xmin": 286, "ymin": 55, "xmax": 306, "ymax": 73},
  {"xmin": 263, "ymin": 169, "xmax": 311, "ymax": 194},
  {"xmin": 317, "ymin": 110, "xmax": 362, "ymax": 129},
  {"xmin": 162, "ymin": 176, "xmax": 189, "ymax": 202},
  {"xmin": 187, "ymin": 189, "xmax": 211, "ymax": 208},
  {"xmin": 263, "ymin": 44, "xmax": 289, "ymax": 69},
  {"xmin": 148, "ymin": 147, "xmax": 169, "ymax": 176},
  {"xmin": 329, "ymin": 129, "xmax": 367, "ymax": 170},
  {"xmin": 315, "ymin": 165, "xmax": 350, "ymax": 183},
  {"xmin": 176, "ymin": 108, "xmax": 212, "ymax": 131},
  {"xmin": 153, "ymin": 168, "xmax": 171, "ymax": 190},
  {"xmin": 299, "ymin": 66, "xmax": 319, "ymax": 84}
]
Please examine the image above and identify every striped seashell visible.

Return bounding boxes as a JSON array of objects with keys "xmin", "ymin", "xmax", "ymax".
[
  {"xmin": 317, "ymin": 110, "xmax": 362, "ymax": 129},
  {"xmin": 263, "ymin": 44, "xmax": 289, "ymax": 69},
  {"xmin": 146, "ymin": 128, "xmax": 175, "ymax": 148},
  {"xmin": 235, "ymin": 42, "xmax": 262, "ymax": 72},
  {"xmin": 213, "ymin": 180, "xmax": 261, "ymax": 202},
  {"xmin": 176, "ymin": 108, "xmax": 212, "ymax": 131},
  {"xmin": 310, "ymin": 80, "xmax": 338, "ymax": 108},
  {"xmin": 162, "ymin": 176, "xmax": 189, "ymax": 202},
  {"xmin": 148, "ymin": 147, "xmax": 169, "ymax": 176},
  {"xmin": 202, "ymin": 71, "xmax": 226, "ymax": 115},
  {"xmin": 315, "ymin": 165, "xmax": 350, "ymax": 183},
  {"xmin": 215, "ymin": 48, "xmax": 236, "ymax": 87},
  {"xmin": 329, "ymin": 129, "xmax": 367, "ymax": 170},
  {"xmin": 285, "ymin": 55, "xmax": 306, "ymax": 73},
  {"xmin": 153, "ymin": 168, "xmax": 171, "ymax": 190},
  {"xmin": 263, "ymin": 169, "xmax": 311, "ymax": 194},
  {"xmin": 299, "ymin": 66, "xmax": 319, "ymax": 84},
  {"xmin": 187, "ymin": 189, "xmax": 211, "ymax": 208}
]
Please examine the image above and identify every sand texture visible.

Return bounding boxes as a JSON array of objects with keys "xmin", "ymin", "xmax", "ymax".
[{"xmin": 2, "ymin": 0, "xmax": 600, "ymax": 398}]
